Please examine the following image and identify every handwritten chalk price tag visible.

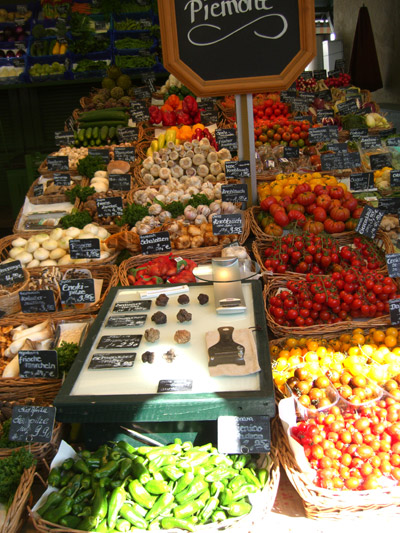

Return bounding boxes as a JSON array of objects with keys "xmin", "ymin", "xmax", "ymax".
[
  {"xmin": 0, "ymin": 260, "xmax": 25, "ymax": 287},
  {"xmin": 140, "ymin": 231, "xmax": 171, "ymax": 255},
  {"xmin": 9, "ymin": 405, "xmax": 56, "ymax": 443},
  {"xmin": 386, "ymin": 254, "xmax": 400, "ymax": 278},
  {"xmin": 356, "ymin": 206, "xmax": 385, "ymax": 239},
  {"xmin": 390, "ymin": 299, "xmax": 400, "ymax": 326},
  {"xmin": 59, "ymin": 278, "xmax": 95, "ymax": 305},
  {"xmin": 69, "ymin": 239, "xmax": 100, "ymax": 259},
  {"xmin": 212, "ymin": 214, "xmax": 243, "ymax": 235},
  {"xmin": 218, "ymin": 415, "xmax": 271, "ymax": 454},
  {"xmin": 19, "ymin": 351, "xmax": 58, "ymax": 379}
]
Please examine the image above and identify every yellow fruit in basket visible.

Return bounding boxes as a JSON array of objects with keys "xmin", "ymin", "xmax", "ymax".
[
  {"xmin": 393, "ymin": 347, "xmax": 400, "ymax": 356},
  {"xmin": 372, "ymin": 329, "xmax": 386, "ymax": 344},
  {"xmin": 275, "ymin": 358, "xmax": 289, "ymax": 371},
  {"xmin": 351, "ymin": 333, "xmax": 365, "ymax": 345},
  {"xmin": 348, "ymin": 346, "xmax": 361, "ymax": 357},
  {"xmin": 370, "ymin": 350, "xmax": 385, "ymax": 364},
  {"xmin": 288, "ymin": 355, "xmax": 302, "ymax": 367},
  {"xmin": 316, "ymin": 346, "xmax": 328, "ymax": 358},
  {"xmin": 306, "ymin": 339, "xmax": 319, "ymax": 351},
  {"xmin": 367, "ymin": 364, "xmax": 388, "ymax": 382},
  {"xmin": 388, "ymin": 363, "xmax": 400, "ymax": 376},
  {"xmin": 305, "ymin": 351, "xmax": 318, "ymax": 362},
  {"xmin": 360, "ymin": 344, "xmax": 374, "ymax": 358},
  {"xmin": 320, "ymin": 355, "xmax": 333, "ymax": 367},
  {"xmin": 386, "ymin": 327, "xmax": 399, "ymax": 338},
  {"xmin": 384, "ymin": 351, "xmax": 399, "ymax": 364},
  {"xmin": 333, "ymin": 352, "xmax": 346, "ymax": 362},
  {"xmin": 385, "ymin": 335, "xmax": 398, "ymax": 349}
]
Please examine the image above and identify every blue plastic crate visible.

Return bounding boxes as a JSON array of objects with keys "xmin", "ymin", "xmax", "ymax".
[
  {"xmin": 113, "ymin": 31, "xmax": 156, "ymax": 53},
  {"xmin": 112, "ymin": 12, "xmax": 156, "ymax": 32},
  {"xmin": 26, "ymin": 54, "xmax": 68, "ymax": 81},
  {"xmin": 0, "ymin": 54, "xmax": 26, "ymax": 83},
  {"xmin": 72, "ymin": 55, "xmax": 110, "ymax": 79},
  {"xmin": 0, "ymin": 2, "xmax": 36, "ymax": 28},
  {"xmin": 67, "ymin": 31, "xmax": 111, "ymax": 59}
]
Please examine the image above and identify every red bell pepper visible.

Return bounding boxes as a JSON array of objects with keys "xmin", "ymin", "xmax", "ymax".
[
  {"xmin": 149, "ymin": 105, "xmax": 162, "ymax": 124},
  {"xmin": 162, "ymin": 110, "xmax": 177, "ymax": 127},
  {"xmin": 182, "ymin": 95, "xmax": 198, "ymax": 115},
  {"xmin": 176, "ymin": 109, "xmax": 192, "ymax": 125}
]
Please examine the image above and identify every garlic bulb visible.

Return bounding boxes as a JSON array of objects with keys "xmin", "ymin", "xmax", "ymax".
[
  {"xmin": 194, "ymin": 214, "xmax": 207, "ymax": 225},
  {"xmin": 184, "ymin": 205, "xmax": 197, "ymax": 221},
  {"xmin": 197, "ymin": 205, "xmax": 211, "ymax": 217},
  {"xmin": 158, "ymin": 211, "xmax": 172, "ymax": 223},
  {"xmin": 149, "ymin": 203, "xmax": 163, "ymax": 216}
]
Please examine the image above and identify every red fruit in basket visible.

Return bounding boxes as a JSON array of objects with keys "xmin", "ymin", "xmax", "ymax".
[
  {"xmin": 316, "ymin": 194, "xmax": 332, "ymax": 210},
  {"xmin": 273, "ymin": 210, "xmax": 290, "ymax": 227},
  {"xmin": 343, "ymin": 197, "xmax": 358, "ymax": 211},
  {"xmin": 269, "ymin": 203, "xmax": 285, "ymax": 216},
  {"xmin": 288, "ymin": 210, "xmax": 306, "ymax": 226},
  {"xmin": 329, "ymin": 186, "xmax": 345, "ymax": 200},
  {"xmin": 287, "ymin": 203, "xmax": 305, "ymax": 214},
  {"xmin": 293, "ymin": 183, "xmax": 311, "ymax": 196},
  {"xmin": 306, "ymin": 203, "xmax": 317, "ymax": 215},
  {"xmin": 260, "ymin": 196, "xmax": 278, "ymax": 211},
  {"xmin": 303, "ymin": 221, "xmax": 324, "ymax": 234},
  {"xmin": 352, "ymin": 207, "xmax": 364, "ymax": 219},
  {"xmin": 330, "ymin": 206, "xmax": 351, "ymax": 222},
  {"xmin": 280, "ymin": 195, "xmax": 292, "ymax": 208},
  {"xmin": 297, "ymin": 191, "xmax": 316, "ymax": 206},
  {"xmin": 313, "ymin": 206, "xmax": 328, "ymax": 222},
  {"xmin": 314, "ymin": 184, "xmax": 329, "ymax": 196}
]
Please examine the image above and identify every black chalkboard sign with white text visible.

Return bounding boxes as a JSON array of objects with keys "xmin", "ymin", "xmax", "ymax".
[
  {"xmin": 114, "ymin": 146, "xmax": 135, "ymax": 162},
  {"xmin": 54, "ymin": 131, "xmax": 75, "ymax": 147},
  {"xmin": 221, "ymin": 184, "xmax": 248, "ymax": 203},
  {"xmin": 19, "ymin": 350, "xmax": 58, "ymax": 379},
  {"xmin": 158, "ymin": 379, "xmax": 193, "ymax": 393},
  {"xmin": 313, "ymin": 69, "xmax": 326, "ymax": 80},
  {"xmin": 130, "ymin": 100, "xmax": 150, "ymax": 122},
  {"xmin": 140, "ymin": 231, "xmax": 171, "ymax": 255},
  {"xmin": 47, "ymin": 156, "xmax": 69, "ymax": 171},
  {"xmin": 88, "ymin": 149, "xmax": 110, "ymax": 163},
  {"xmin": 109, "ymin": 174, "xmax": 131, "ymax": 191},
  {"xmin": 390, "ymin": 299, "xmax": 400, "ymax": 326},
  {"xmin": 113, "ymin": 300, "xmax": 151, "ymax": 313},
  {"xmin": 350, "ymin": 128, "xmax": 368, "ymax": 141},
  {"xmin": 386, "ymin": 254, "xmax": 400, "ymax": 278},
  {"xmin": 308, "ymin": 127, "xmax": 332, "ymax": 144},
  {"xmin": 96, "ymin": 197, "xmax": 123, "ymax": 218},
  {"xmin": 0, "ymin": 260, "xmax": 25, "ymax": 287},
  {"xmin": 390, "ymin": 170, "xmax": 400, "ymax": 188},
  {"xmin": 218, "ymin": 415, "xmax": 271, "ymax": 454},
  {"xmin": 284, "ymin": 146, "xmax": 300, "ymax": 159},
  {"xmin": 97, "ymin": 335, "xmax": 142, "ymax": 350},
  {"xmin": 326, "ymin": 143, "xmax": 348, "ymax": 153},
  {"xmin": 9, "ymin": 405, "xmax": 55, "ymax": 443},
  {"xmin": 117, "ymin": 127, "xmax": 139, "ymax": 144},
  {"xmin": 53, "ymin": 173, "xmax": 71, "ymax": 186},
  {"xmin": 89, "ymin": 352, "xmax": 137, "ymax": 369},
  {"xmin": 355, "ymin": 205, "xmax": 385, "ymax": 239},
  {"xmin": 370, "ymin": 153, "xmax": 392, "ymax": 171},
  {"xmin": 378, "ymin": 198, "xmax": 400, "ymax": 214},
  {"xmin": 215, "ymin": 129, "xmax": 237, "ymax": 153},
  {"xmin": 106, "ymin": 315, "xmax": 147, "ymax": 328},
  {"xmin": 69, "ymin": 239, "xmax": 100, "ymax": 260},
  {"xmin": 224, "ymin": 161, "xmax": 250, "ymax": 179},
  {"xmin": 212, "ymin": 214, "xmax": 243, "ymax": 235},
  {"xmin": 316, "ymin": 109, "xmax": 334, "ymax": 121},
  {"xmin": 34, "ymin": 184, "xmax": 44, "ymax": 197},
  {"xmin": 386, "ymin": 137, "xmax": 400, "ymax": 147},
  {"xmin": 350, "ymin": 172, "xmax": 375, "ymax": 191},
  {"xmin": 361, "ymin": 136, "xmax": 381, "ymax": 149},
  {"xmin": 19, "ymin": 290, "xmax": 56, "ymax": 313},
  {"xmin": 59, "ymin": 278, "xmax": 95, "ymax": 305},
  {"xmin": 337, "ymin": 100, "xmax": 359, "ymax": 115}
]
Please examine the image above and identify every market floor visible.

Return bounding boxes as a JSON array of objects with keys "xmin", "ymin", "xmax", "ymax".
[{"xmin": 23, "ymin": 469, "xmax": 399, "ymax": 532}]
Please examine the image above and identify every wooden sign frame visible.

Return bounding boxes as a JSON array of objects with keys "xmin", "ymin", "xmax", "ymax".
[{"xmin": 158, "ymin": 0, "xmax": 316, "ymax": 96}]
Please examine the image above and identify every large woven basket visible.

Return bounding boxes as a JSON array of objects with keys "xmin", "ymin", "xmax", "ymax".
[
  {"xmin": 274, "ymin": 416, "xmax": 400, "ymax": 520},
  {"xmin": 26, "ymin": 177, "xmax": 88, "ymax": 206},
  {"xmin": 29, "ymin": 446, "xmax": 280, "ymax": 533},
  {"xmin": 0, "ymin": 378, "xmax": 62, "ymax": 403},
  {"xmin": 0, "ymin": 268, "xmax": 30, "ymax": 317},
  {"xmin": 0, "ymin": 465, "xmax": 36, "ymax": 533},
  {"xmin": 12, "ymin": 199, "xmax": 82, "ymax": 235},
  {"xmin": 252, "ymin": 229, "xmax": 393, "ymax": 277},
  {"xmin": 263, "ymin": 276, "xmax": 398, "ymax": 337}
]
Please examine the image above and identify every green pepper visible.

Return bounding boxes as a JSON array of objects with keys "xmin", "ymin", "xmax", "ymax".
[
  {"xmin": 78, "ymin": 515, "xmax": 98, "ymax": 531},
  {"xmin": 42, "ymin": 496, "xmax": 74, "ymax": 523},
  {"xmin": 62, "ymin": 458, "xmax": 74, "ymax": 471},
  {"xmin": 75, "ymin": 488, "xmax": 93, "ymax": 503},
  {"xmin": 181, "ymin": 441, "xmax": 193, "ymax": 452},
  {"xmin": 220, "ymin": 488, "xmax": 233, "ymax": 506},
  {"xmin": 119, "ymin": 503, "xmax": 148, "ymax": 529},
  {"xmin": 128, "ymin": 479, "xmax": 156, "ymax": 509},
  {"xmin": 72, "ymin": 503, "xmax": 84, "ymax": 515},
  {"xmin": 257, "ymin": 468, "xmax": 268, "ymax": 487},
  {"xmin": 228, "ymin": 474, "xmax": 246, "ymax": 492},
  {"xmin": 179, "ymin": 451, "xmax": 210, "ymax": 468},
  {"xmin": 145, "ymin": 493, "xmax": 175, "ymax": 522},
  {"xmin": 210, "ymin": 481, "xmax": 224, "ymax": 496},
  {"xmin": 94, "ymin": 519, "xmax": 109, "ymax": 532},
  {"xmin": 47, "ymin": 467, "xmax": 62, "ymax": 487},
  {"xmin": 226, "ymin": 500, "xmax": 252, "ymax": 517},
  {"xmin": 85, "ymin": 456, "xmax": 101, "ymax": 470},
  {"xmin": 110, "ymin": 478, "xmax": 125, "ymax": 489},
  {"xmin": 231, "ymin": 483, "xmax": 258, "ymax": 501},
  {"xmin": 199, "ymin": 485, "xmax": 222, "ymax": 523},
  {"xmin": 99, "ymin": 476, "xmax": 111, "ymax": 488},
  {"xmin": 81, "ymin": 450, "xmax": 91, "ymax": 460},
  {"xmin": 74, "ymin": 458, "xmax": 90, "ymax": 475},
  {"xmin": 131, "ymin": 460, "xmax": 151, "ymax": 485},
  {"xmin": 81, "ymin": 476, "xmax": 91, "ymax": 490},
  {"xmin": 174, "ymin": 472, "xmax": 194, "ymax": 495},
  {"xmin": 242, "ymin": 467, "xmax": 261, "ymax": 489},
  {"xmin": 233, "ymin": 454, "xmax": 251, "ymax": 470},
  {"xmin": 148, "ymin": 519, "xmax": 161, "ymax": 530},
  {"xmin": 37, "ymin": 491, "xmax": 64, "ymax": 516},
  {"xmin": 60, "ymin": 470, "xmax": 75, "ymax": 487},
  {"xmin": 153, "ymin": 471, "xmax": 167, "ymax": 481},
  {"xmin": 205, "ymin": 467, "xmax": 236, "ymax": 483},
  {"xmin": 163, "ymin": 465, "xmax": 184, "ymax": 481},
  {"xmin": 211, "ymin": 510, "xmax": 227, "ymax": 522},
  {"xmin": 193, "ymin": 466, "xmax": 206, "ymax": 477},
  {"xmin": 111, "ymin": 450, "xmax": 122, "ymax": 461},
  {"xmin": 146, "ymin": 443, "xmax": 181, "ymax": 461},
  {"xmin": 118, "ymin": 458, "xmax": 132, "ymax": 479},
  {"xmin": 145, "ymin": 479, "xmax": 169, "ymax": 494},
  {"xmin": 117, "ymin": 440, "xmax": 137, "ymax": 455},
  {"xmin": 92, "ymin": 486, "xmax": 108, "ymax": 522},
  {"xmin": 175, "ymin": 476, "xmax": 208, "ymax": 504},
  {"xmin": 93, "ymin": 459, "xmax": 120, "ymax": 479},
  {"xmin": 137, "ymin": 446, "xmax": 154, "ymax": 456},
  {"xmin": 79, "ymin": 506, "xmax": 92, "ymax": 518},
  {"xmin": 197, "ymin": 488, "xmax": 210, "ymax": 508},
  {"xmin": 161, "ymin": 517, "xmax": 195, "ymax": 532},
  {"xmin": 131, "ymin": 502, "xmax": 147, "ymax": 517},
  {"xmin": 93, "ymin": 444, "xmax": 109, "ymax": 459},
  {"xmin": 173, "ymin": 499, "xmax": 202, "ymax": 519},
  {"xmin": 59, "ymin": 515, "xmax": 81, "ymax": 528},
  {"xmin": 149, "ymin": 454, "xmax": 176, "ymax": 473},
  {"xmin": 63, "ymin": 473, "xmax": 82, "ymax": 496},
  {"xmin": 116, "ymin": 518, "xmax": 131, "ymax": 532},
  {"xmin": 108, "ymin": 486, "xmax": 126, "ymax": 530}
]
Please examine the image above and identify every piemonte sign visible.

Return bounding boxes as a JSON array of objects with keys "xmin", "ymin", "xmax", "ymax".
[{"xmin": 158, "ymin": 0, "xmax": 316, "ymax": 96}]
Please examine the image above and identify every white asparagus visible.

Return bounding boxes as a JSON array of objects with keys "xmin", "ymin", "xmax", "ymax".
[
  {"xmin": 2, "ymin": 356, "xmax": 19, "ymax": 378},
  {"xmin": 12, "ymin": 319, "xmax": 50, "ymax": 341}
]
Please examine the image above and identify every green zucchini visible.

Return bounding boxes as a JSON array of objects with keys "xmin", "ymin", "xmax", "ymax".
[
  {"xmin": 78, "ymin": 129, "xmax": 85, "ymax": 142},
  {"xmin": 95, "ymin": 138, "xmax": 102, "ymax": 146},
  {"xmin": 100, "ymin": 126, "xmax": 108, "ymax": 141},
  {"xmin": 90, "ymin": 139, "xmax": 95, "ymax": 146},
  {"xmin": 78, "ymin": 120, "xmax": 128, "ymax": 129},
  {"xmin": 85, "ymin": 127, "xmax": 92, "ymax": 140},
  {"xmin": 79, "ymin": 109, "xmax": 128, "ymax": 122},
  {"xmin": 108, "ymin": 127, "xmax": 116, "ymax": 139},
  {"xmin": 92, "ymin": 126, "xmax": 99, "ymax": 140}
]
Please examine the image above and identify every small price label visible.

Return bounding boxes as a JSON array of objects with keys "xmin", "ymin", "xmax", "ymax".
[
  {"xmin": 96, "ymin": 197, "xmax": 123, "ymax": 218},
  {"xmin": 224, "ymin": 161, "xmax": 250, "ymax": 179},
  {"xmin": 47, "ymin": 156, "xmax": 69, "ymax": 171},
  {"xmin": 109, "ymin": 174, "xmax": 131, "ymax": 191},
  {"xmin": 114, "ymin": 146, "xmax": 135, "ymax": 162},
  {"xmin": 69, "ymin": 239, "xmax": 100, "ymax": 260},
  {"xmin": 218, "ymin": 415, "xmax": 271, "ymax": 454},
  {"xmin": 212, "ymin": 214, "xmax": 243, "ymax": 236},
  {"xmin": 158, "ymin": 379, "xmax": 193, "ymax": 393},
  {"xmin": 140, "ymin": 231, "xmax": 171, "ymax": 255},
  {"xmin": 53, "ymin": 173, "xmax": 71, "ymax": 186},
  {"xmin": 9, "ymin": 405, "xmax": 56, "ymax": 443},
  {"xmin": 97, "ymin": 335, "xmax": 142, "ymax": 350},
  {"xmin": 356, "ymin": 205, "xmax": 385, "ymax": 239},
  {"xmin": 88, "ymin": 149, "xmax": 110, "ymax": 163},
  {"xmin": 59, "ymin": 278, "xmax": 95, "ymax": 305},
  {"xmin": 215, "ymin": 129, "xmax": 238, "ymax": 153},
  {"xmin": 19, "ymin": 290, "xmax": 56, "ymax": 314},
  {"xmin": 89, "ymin": 352, "xmax": 136, "ymax": 369},
  {"xmin": 221, "ymin": 184, "xmax": 248, "ymax": 203},
  {"xmin": 386, "ymin": 254, "xmax": 400, "ymax": 278},
  {"xmin": 0, "ymin": 260, "xmax": 25, "ymax": 287},
  {"xmin": 19, "ymin": 351, "xmax": 58, "ymax": 379},
  {"xmin": 390, "ymin": 299, "xmax": 400, "ymax": 326}
]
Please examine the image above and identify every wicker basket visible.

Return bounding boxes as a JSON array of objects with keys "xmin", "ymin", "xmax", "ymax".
[
  {"xmin": 26, "ymin": 177, "xmax": 88, "ymax": 206},
  {"xmin": 0, "ymin": 379, "xmax": 62, "ymax": 403},
  {"xmin": 0, "ymin": 465, "xmax": 35, "ymax": 533},
  {"xmin": 339, "ymin": 122, "xmax": 394, "ymax": 142},
  {"xmin": 0, "ymin": 268, "xmax": 30, "ymax": 317},
  {"xmin": 37, "ymin": 159, "xmax": 79, "ymax": 178},
  {"xmin": 252, "ymin": 229, "xmax": 393, "ymax": 277},
  {"xmin": 0, "ymin": 233, "xmax": 120, "ymax": 270},
  {"xmin": 29, "ymin": 446, "xmax": 280, "ymax": 533},
  {"xmin": 274, "ymin": 416, "xmax": 400, "ymax": 520},
  {"xmin": 263, "ymin": 275, "xmax": 398, "ymax": 337}
]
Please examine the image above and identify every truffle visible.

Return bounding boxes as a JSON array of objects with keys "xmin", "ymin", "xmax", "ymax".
[
  {"xmin": 156, "ymin": 293, "xmax": 169, "ymax": 307},
  {"xmin": 174, "ymin": 330, "xmax": 191, "ymax": 344},
  {"xmin": 151, "ymin": 311, "xmax": 167, "ymax": 324},
  {"xmin": 163, "ymin": 349, "xmax": 176, "ymax": 363},
  {"xmin": 142, "ymin": 351, "xmax": 155, "ymax": 364},
  {"xmin": 177, "ymin": 309, "xmax": 192, "ymax": 323},
  {"xmin": 197, "ymin": 293, "xmax": 209, "ymax": 305},
  {"xmin": 177, "ymin": 294, "xmax": 190, "ymax": 305},
  {"xmin": 144, "ymin": 328, "xmax": 160, "ymax": 343}
]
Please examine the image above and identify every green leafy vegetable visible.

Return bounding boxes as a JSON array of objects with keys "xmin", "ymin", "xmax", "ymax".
[
  {"xmin": 65, "ymin": 185, "xmax": 96, "ymax": 203},
  {"xmin": 118, "ymin": 203, "xmax": 149, "ymax": 227},
  {"xmin": 0, "ymin": 448, "xmax": 36, "ymax": 506},
  {"xmin": 187, "ymin": 193, "xmax": 212, "ymax": 208},
  {"xmin": 341, "ymin": 114, "xmax": 366, "ymax": 130},
  {"xmin": 57, "ymin": 341, "xmax": 80, "ymax": 377},
  {"xmin": 60, "ymin": 210, "xmax": 92, "ymax": 229},
  {"xmin": 0, "ymin": 419, "xmax": 27, "ymax": 449},
  {"xmin": 164, "ymin": 201, "xmax": 184, "ymax": 218},
  {"xmin": 76, "ymin": 155, "xmax": 106, "ymax": 179}
]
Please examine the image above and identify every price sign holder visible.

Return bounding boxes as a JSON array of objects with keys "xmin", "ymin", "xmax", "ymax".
[
  {"xmin": 390, "ymin": 299, "xmax": 400, "ymax": 326},
  {"xmin": 9, "ymin": 405, "xmax": 56, "ymax": 443},
  {"xmin": 0, "ymin": 260, "xmax": 25, "ymax": 287},
  {"xmin": 356, "ymin": 206, "xmax": 385, "ymax": 239},
  {"xmin": 140, "ymin": 231, "xmax": 171, "ymax": 255},
  {"xmin": 218, "ymin": 415, "xmax": 271, "ymax": 454},
  {"xmin": 19, "ymin": 350, "xmax": 58, "ymax": 379},
  {"xmin": 69, "ymin": 239, "xmax": 100, "ymax": 260}
]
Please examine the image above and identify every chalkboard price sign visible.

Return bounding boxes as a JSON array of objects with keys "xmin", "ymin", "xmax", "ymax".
[
  {"xmin": 378, "ymin": 198, "xmax": 400, "ymax": 214},
  {"xmin": 356, "ymin": 205, "xmax": 385, "ymax": 239},
  {"xmin": 321, "ymin": 152, "xmax": 360, "ymax": 171},
  {"xmin": 350, "ymin": 172, "xmax": 375, "ymax": 192},
  {"xmin": 301, "ymin": 71, "xmax": 313, "ymax": 79},
  {"xmin": 69, "ymin": 239, "xmax": 100, "ymax": 260},
  {"xmin": 54, "ymin": 131, "xmax": 75, "ymax": 147},
  {"xmin": 224, "ymin": 161, "xmax": 250, "ymax": 179},
  {"xmin": 221, "ymin": 184, "xmax": 248, "ymax": 203},
  {"xmin": 280, "ymin": 91, "xmax": 296, "ymax": 103},
  {"xmin": 201, "ymin": 109, "xmax": 219, "ymax": 126},
  {"xmin": 114, "ymin": 146, "xmax": 135, "ymax": 162},
  {"xmin": 19, "ymin": 350, "xmax": 58, "ymax": 379},
  {"xmin": 96, "ymin": 197, "xmax": 123, "ymax": 218},
  {"xmin": 379, "ymin": 127, "xmax": 397, "ymax": 138},
  {"xmin": 113, "ymin": 300, "xmax": 151, "ymax": 313},
  {"xmin": 308, "ymin": 126, "xmax": 331, "ymax": 144},
  {"xmin": 386, "ymin": 137, "xmax": 400, "ymax": 147},
  {"xmin": 218, "ymin": 415, "xmax": 271, "ymax": 454},
  {"xmin": 350, "ymin": 128, "xmax": 368, "ymax": 140},
  {"xmin": 59, "ymin": 278, "xmax": 95, "ymax": 305},
  {"xmin": 130, "ymin": 100, "xmax": 150, "ymax": 123},
  {"xmin": 53, "ymin": 173, "xmax": 71, "ymax": 186},
  {"xmin": 106, "ymin": 315, "xmax": 147, "ymax": 328},
  {"xmin": 19, "ymin": 290, "xmax": 56, "ymax": 314},
  {"xmin": 316, "ymin": 89, "xmax": 332, "ymax": 101},
  {"xmin": 335, "ymin": 59, "xmax": 346, "ymax": 71},
  {"xmin": 9, "ymin": 405, "xmax": 56, "ymax": 443},
  {"xmin": 47, "ymin": 156, "xmax": 69, "ymax": 171},
  {"xmin": 370, "ymin": 153, "xmax": 392, "ymax": 171},
  {"xmin": 390, "ymin": 299, "xmax": 400, "ymax": 326},
  {"xmin": 284, "ymin": 146, "xmax": 300, "ymax": 158},
  {"xmin": 158, "ymin": 379, "xmax": 193, "ymax": 393},
  {"xmin": 291, "ymin": 98, "xmax": 309, "ymax": 112},
  {"xmin": 313, "ymin": 69, "xmax": 326, "ymax": 80},
  {"xmin": 326, "ymin": 143, "xmax": 348, "ymax": 153},
  {"xmin": 386, "ymin": 254, "xmax": 400, "ymax": 278},
  {"xmin": 97, "ymin": 335, "xmax": 142, "ymax": 350},
  {"xmin": 215, "ymin": 129, "xmax": 237, "ymax": 153},
  {"xmin": 298, "ymin": 92, "xmax": 315, "ymax": 103},
  {"xmin": 0, "ymin": 260, "xmax": 25, "ymax": 287},
  {"xmin": 34, "ymin": 184, "xmax": 44, "ymax": 197},
  {"xmin": 361, "ymin": 136, "xmax": 381, "ymax": 149},
  {"xmin": 316, "ymin": 109, "xmax": 334, "ymax": 121},
  {"xmin": 88, "ymin": 149, "xmax": 110, "ymax": 163},
  {"xmin": 390, "ymin": 170, "xmax": 400, "ymax": 188},
  {"xmin": 337, "ymin": 100, "xmax": 359, "ymax": 115},
  {"xmin": 89, "ymin": 352, "xmax": 137, "ymax": 369},
  {"xmin": 133, "ymin": 86, "xmax": 151, "ymax": 99},
  {"xmin": 140, "ymin": 231, "xmax": 171, "ymax": 255},
  {"xmin": 212, "ymin": 214, "xmax": 243, "ymax": 236},
  {"xmin": 109, "ymin": 174, "xmax": 131, "ymax": 191},
  {"xmin": 117, "ymin": 127, "xmax": 139, "ymax": 144}
]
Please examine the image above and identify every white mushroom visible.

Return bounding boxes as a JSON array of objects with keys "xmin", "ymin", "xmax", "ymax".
[
  {"xmin": 150, "ymin": 164, "xmax": 161, "ymax": 177},
  {"xmin": 179, "ymin": 157, "xmax": 192, "ymax": 170},
  {"xmin": 169, "ymin": 151, "xmax": 179, "ymax": 161},
  {"xmin": 193, "ymin": 153, "xmax": 206, "ymax": 166},
  {"xmin": 159, "ymin": 167, "xmax": 171, "ymax": 180},
  {"xmin": 171, "ymin": 166, "xmax": 184, "ymax": 179}
]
